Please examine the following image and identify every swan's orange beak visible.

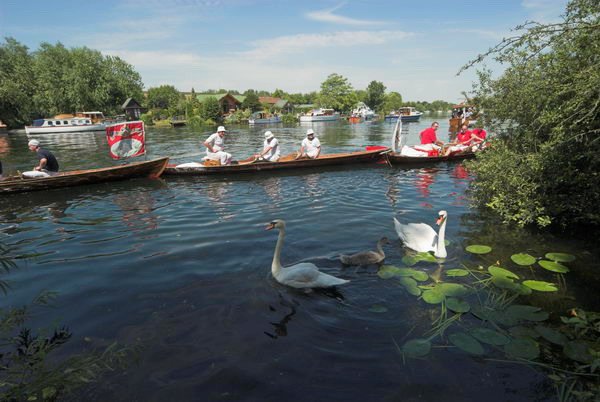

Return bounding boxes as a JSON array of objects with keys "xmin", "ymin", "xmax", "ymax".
[
  {"xmin": 265, "ymin": 223, "xmax": 275, "ymax": 230},
  {"xmin": 436, "ymin": 216, "xmax": 446, "ymax": 225}
]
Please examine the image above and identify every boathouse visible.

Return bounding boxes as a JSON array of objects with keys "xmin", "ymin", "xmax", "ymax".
[
  {"xmin": 258, "ymin": 97, "xmax": 292, "ymax": 113},
  {"xmin": 196, "ymin": 93, "xmax": 246, "ymax": 115},
  {"xmin": 122, "ymin": 98, "xmax": 147, "ymax": 120}
]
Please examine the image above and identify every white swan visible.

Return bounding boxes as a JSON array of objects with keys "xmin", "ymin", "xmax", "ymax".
[
  {"xmin": 265, "ymin": 219, "xmax": 350, "ymax": 288},
  {"xmin": 393, "ymin": 210, "xmax": 448, "ymax": 258},
  {"xmin": 340, "ymin": 237, "xmax": 390, "ymax": 266}
]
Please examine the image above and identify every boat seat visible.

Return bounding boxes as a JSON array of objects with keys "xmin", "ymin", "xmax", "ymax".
[{"xmin": 200, "ymin": 157, "xmax": 221, "ymax": 166}]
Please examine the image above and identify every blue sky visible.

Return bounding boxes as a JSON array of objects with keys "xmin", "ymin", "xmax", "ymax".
[{"xmin": 1, "ymin": 0, "xmax": 568, "ymax": 102}]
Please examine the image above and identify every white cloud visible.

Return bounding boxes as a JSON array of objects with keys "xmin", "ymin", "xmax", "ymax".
[
  {"xmin": 306, "ymin": 4, "xmax": 387, "ymax": 26},
  {"xmin": 443, "ymin": 28, "xmax": 507, "ymax": 41},
  {"xmin": 522, "ymin": 0, "xmax": 568, "ymax": 22}
]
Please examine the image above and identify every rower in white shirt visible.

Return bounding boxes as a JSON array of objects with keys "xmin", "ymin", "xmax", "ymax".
[
  {"xmin": 296, "ymin": 129, "xmax": 321, "ymax": 159},
  {"xmin": 203, "ymin": 126, "xmax": 233, "ymax": 165},
  {"xmin": 254, "ymin": 131, "xmax": 281, "ymax": 162}
]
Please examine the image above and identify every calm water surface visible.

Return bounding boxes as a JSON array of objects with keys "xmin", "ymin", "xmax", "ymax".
[{"xmin": 1, "ymin": 117, "xmax": 599, "ymax": 401}]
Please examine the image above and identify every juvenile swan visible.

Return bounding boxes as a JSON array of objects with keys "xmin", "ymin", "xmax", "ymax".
[
  {"xmin": 340, "ymin": 237, "xmax": 390, "ymax": 266},
  {"xmin": 265, "ymin": 219, "xmax": 349, "ymax": 288},
  {"xmin": 393, "ymin": 211, "xmax": 448, "ymax": 258}
]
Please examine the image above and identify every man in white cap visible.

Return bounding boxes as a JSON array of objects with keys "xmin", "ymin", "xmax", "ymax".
[
  {"xmin": 296, "ymin": 129, "xmax": 321, "ymax": 159},
  {"xmin": 254, "ymin": 131, "xmax": 280, "ymax": 162},
  {"xmin": 22, "ymin": 139, "xmax": 60, "ymax": 178},
  {"xmin": 203, "ymin": 126, "xmax": 232, "ymax": 165}
]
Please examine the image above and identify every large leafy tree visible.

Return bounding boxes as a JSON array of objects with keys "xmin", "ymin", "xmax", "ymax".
[
  {"xmin": 146, "ymin": 85, "xmax": 181, "ymax": 110},
  {"xmin": 200, "ymin": 97, "xmax": 222, "ymax": 122},
  {"xmin": 241, "ymin": 92, "xmax": 262, "ymax": 112},
  {"xmin": 0, "ymin": 38, "xmax": 36, "ymax": 127},
  {"xmin": 380, "ymin": 92, "xmax": 403, "ymax": 114},
  {"xmin": 365, "ymin": 80, "xmax": 386, "ymax": 112},
  {"xmin": 316, "ymin": 73, "xmax": 357, "ymax": 113},
  {"xmin": 463, "ymin": 0, "xmax": 600, "ymax": 231}
]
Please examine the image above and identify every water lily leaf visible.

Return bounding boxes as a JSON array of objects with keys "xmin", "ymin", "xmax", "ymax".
[
  {"xmin": 493, "ymin": 311, "xmax": 519, "ymax": 327},
  {"xmin": 446, "ymin": 269, "xmax": 469, "ymax": 277},
  {"xmin": 491, "ymin": 276, "xmax": 519, "ymax": 291},
  {"xmin": 449, "ymin": 332, "xmax": 485, "ymax": 355},
  {"xmin": 523, "ymin": 280, "xmax": 558, "ymax": 292},
  {"xmin": 545, "ymin": 253, "xmax": 576, "ymax": 263},
  {"xmin": 402, "ymin": 338, "xmax": 431, "ymax": 358},
  {"xmin": 411, "ymin": 271, "xmax": 429, "ymax": 282},
  {"xmin": 511, "ymin": 253, "xmax": 536, "ymax": 266},
  {"xmin": 401, "ymin": 255, "xmax": 420, "ymax": 266},
  {"xmin": 399, "ymin": 277, "xmax": 422, "ymax": 296},
  {"xmin": 538, "ymin": 260, "xmax": 570, "ymax": 273},
  {"xmin": 471, "ymin": 308, "xmax": 493, "ymax": 322},
  {"xmin": 416, "ymin": 252, "xmax": 438, "ymax": 262},
  {"xmin": 422, "ymin": 289, "xmax": 445, "ymax": 304},
  {"xmin": 446, "ymin": 297, "xmax": 470, "ymax": 313},
  {"xmin": 514, "ymin": 283, "xmax": 533, "ymax": 295},
  {"xmin": 377, "ymin": 266, "xmax": 415, "ymax": 279},
  {"xmin": 466, "ymin": 245, "xmax": 492, "ymax": 254},
  {"xmin": 488, "ymin": 266, "xmax": 519, "ymax": 279},
  {"xmin": 470, "ymin": 328, "xmax": 511, "ymax": 345},
  {"xmin": 509, "ymin": 326, "xmax": 541, "ymax": 339},
  {"xmin": 504, "ymin": 337, "xmax": 540, "ymax": 360},
  {"xmin": 563, "ymin": 341, "xmax": 593, "ymax": 363},
  {"xmin": 436, "ymin": 283, "xmax": 469, "ymax": 297},
  {"xmin": 505, "ymin": 305, "xmax": 549, "ymax": 322},
  {"xmin": 534, "ymin": 325, "xmax": 567, "ymax": 346},
  {"xmin": 369, "ymin": 304, "xmax": 388, "ymax": 313}
]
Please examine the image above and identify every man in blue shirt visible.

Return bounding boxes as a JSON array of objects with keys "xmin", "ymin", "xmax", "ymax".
[{"xmin": 23, "ymin": 139, "xmax": 60, "ymax": 178}]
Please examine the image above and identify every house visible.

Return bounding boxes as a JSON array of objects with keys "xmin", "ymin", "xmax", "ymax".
[
  {"xmin": 196, "ymin": 93, "xmax": 246, "ymax": 115},
  {"xmin": 258, "ymin": 97, "xmax": 292, "ymax": 113},
  {"xmin": 122, "ymin": 98, "xmax": 147, "ymax": 120}
]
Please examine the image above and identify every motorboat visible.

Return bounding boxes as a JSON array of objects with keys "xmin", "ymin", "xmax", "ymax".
[
  {"xmin": 352, "ymin": 102, "xmax": 375, "ymax": 120},
  {"xmin": 299, "ymin": 108, "xmax": 340, "ymax": 122},
  {"xmin": 25, "ymin": 117, "xmax": 105, "ymax": 134},
  {"xmin": 249, "ymin": 112, "xmax": 282, "ymax": 124},
  {"xmin": 384, "ymin": 107, "xmax": 423, "ymax": 122}
]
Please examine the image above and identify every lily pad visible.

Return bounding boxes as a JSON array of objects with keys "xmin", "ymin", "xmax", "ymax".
[
  {"xmin": 369, "ymin": 304, "xmax": 388, "ymax": 313},
  {"xmin": 377, "ymin": 266, "xmax": 415, "ymax": 279},
  {"xmin": 514, "ymin": 283, "xmax": 533, "ymax": 295},
  {"xmin": 563, "ymin": 341, "xmax": 593, "ymax": 363},
  {"xmin": 416, "ymin": 252, "xmax": 438, "ymax": 262},
  {"xmin": 488, "ymin": 266, "xmax": 519, "ymax": 279},
  {"xmin": 399, "ymin": 277, "xmax": 422, "ymax": 296},
  {"xmin": 509, "ymin": 326, "xmax": 541, "ymax": 339},
  {"xmin": 446, "ymin": 297, "xmax": 471, "ymax": 313},
  {"xmin": 491, "ymin": 276, "xmax": 519, "ymax": 291},
  {"xmin": 422, "ymin": 289, "xmax": 445, "ymax": 304},
  {"xmin": 505, "ymin": 305, "xmax": 549, "ymax": 322},
  {"xmin": 449, "ymin": 332, "xmax": 485, "ymax": 355},
  {"xmin": 470, "ymin": 328, "xmax": 511, "ymax": 345},
  {"xmin": 534, "ymin": 325, "xmax": 567, "ymax": 346},
  {"xmin": 538, "ymin": 260, "xmax": 569, "ymax": 273},
  {"xmin": 522, "ymin": 280, "xmax": 558, "ymax": 292},
  {"xmin": 411, "ymin": 271, "xmax": 429, "ymax": 282},
  {"xmin": 402, "ymin": 338, "xmax": 431, "ymax": 358},
  {"xmin": 446, "ymin": 269, "xmax": 469, "ymax": 277},
  {"xmin": 511, "ymin": 253, "xmax": 536, "ymax": 266},
  {"xmin": 401, "ymin": 255, "xmax": 420, "ymax": 266},
  {"xmin": 504, "ymin": 337, "xmax": 540, "ymax": 360},
  {"xmin": 471, "ymin": 308, "xmax": 494, "ymax": 322},
  {"xmin": 545, "ymin": 252, "xmax": 576, "ymax": 263},
  {"xmin": 436, "ymin": 283, "xmax": 469, "ymax": 297},
  {"xmin": 466, "ymin": 245, "xmax": 492, "ymax": 254}
]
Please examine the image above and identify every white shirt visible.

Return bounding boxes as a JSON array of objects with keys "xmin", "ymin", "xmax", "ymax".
[
  {"xmin": 263, "ymin": 138, "xmax": 280, "ymax": 160},
  {"xmin": 205, "ymin": 133, "xmax": 225, "ymax": 153},
  {"xmin": 301, "ymin": 137, "xmax": 320, "ymax": 153}
]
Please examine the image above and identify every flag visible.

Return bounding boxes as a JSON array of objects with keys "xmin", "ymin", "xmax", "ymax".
[{"xmin": 105, "ymin": 121, "xmax": 146, "ymax": 159}]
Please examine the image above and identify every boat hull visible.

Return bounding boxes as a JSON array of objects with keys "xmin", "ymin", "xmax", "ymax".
[
  {"xmin": 164, "ymin": 149, "xmax": 387, "ymax": 175},
  {"xmin": 25, "ymin": 124, "xmax": 105, "ymax": 134},
  {"xmin": 387, "ymin": 151, "xmax": 475, "ymax": 165},
  {"xmin": 249, "ymin": 117, "xmax": 282, "ymax": 124},
  {"xmin": 299, "ymin": 115, "xmax": 339, "ymax": 122},
  {"xmin": 0, "ymin": 157, "xmax": 169, "ymax": 194}
]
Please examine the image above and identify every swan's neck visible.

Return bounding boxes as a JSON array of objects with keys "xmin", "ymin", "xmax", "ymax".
[
  {"xmin": 272, "ymin": 227, "xmax": 285, "ymax": 275},
  {"xmin": 376, "ymin": 240, "xmax": 386, "ymax": 256},
  {"xmin": 436, "ymin": 218, "xmax": 447, "ymax": 258}
]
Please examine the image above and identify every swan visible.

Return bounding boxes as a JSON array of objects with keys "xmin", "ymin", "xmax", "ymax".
[
  {"xmin": 393, "ymin": 210, "xmax": 448, "ymax": 258},
  {"xmin": 265, "ymin": 219, "xmax": 349, "ymax": 288},
  {"xmin": 340, "ymin": 237, "xmax": 390, "ymax": 266}
]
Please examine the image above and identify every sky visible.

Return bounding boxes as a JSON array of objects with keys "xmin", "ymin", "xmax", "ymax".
[{"xmin": 0, "ymin": 0, "xmax": 569, "ymax": 103}]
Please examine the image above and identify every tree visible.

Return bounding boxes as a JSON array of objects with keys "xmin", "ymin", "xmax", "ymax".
[
  {"xmin": 380, "ymin": 92, "xmax": 403, "ymax": 114},
  {"xmin": 242, "ymin": 92, "xmax": 262, "ymax": 112},
  {"xmin": 462, "ymin": 0, "xmax": 600, "ymax": 232},
  {"xmin": 365, "ymin": 81, "xmax": 386, "ymax": 112},
  {"xmin": 316, "ymin": 73, "xmax": 356, "ymax": 113},
  {"xmin": 146, "ymin": 85, "xmax": 181, "ymax": 110},
  {"xmin": 200, "ymin": 97, "xmax": 222, "ymax": 123},
  {"xmin": 0, "ymin": 38, "xmax": 36, "ymax": 127}
]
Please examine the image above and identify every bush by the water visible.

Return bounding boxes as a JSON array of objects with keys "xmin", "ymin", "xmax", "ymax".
[{"xmin": 281, "ymin": 113, "xmax": 298, "ymax": 124}]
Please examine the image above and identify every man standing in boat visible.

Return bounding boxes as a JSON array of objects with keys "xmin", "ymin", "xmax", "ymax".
[
  {"xmin": 255, "ymin": 131, "xmax": 280, "ymax": 162},
  {"xmin": 296, "ymin": 129, "xmax": 321, "ymax": 159},
  {"xmin": 203, "ymin": 126, "xmax": 232, "ymax": 165},
  {"xmin": 23, "ymin": 139, "xmax": 59, "ymax": 178}
]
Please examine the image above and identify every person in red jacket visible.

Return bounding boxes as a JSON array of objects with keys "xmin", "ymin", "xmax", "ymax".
[
  {"xmin": 419, "ymin": 122, "xmax": 444, "ymax": 146},
  {"xmin": 471, "ymin": 128, "xmax": 487, "ymax": 144},
  {"xmin": 444, "ymin": 124, "xmax": 472, "ymax": 156}
]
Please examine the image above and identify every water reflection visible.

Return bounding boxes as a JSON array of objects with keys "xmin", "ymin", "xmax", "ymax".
[
  {"xmin": 113, "ymin": 190, "xmax": 159, "ymax": 233},
  {"xmin": 264, "ymin": 292, "xmax": 297, "ymax": 339},
  {"xmin": 261, "ymin": 177, "xmax": 283, "ymax": 205},
  {"xmin": 414, "ymin": 168, "xmax": 438, "ymax": 209},
  {"xmin": 302, "ymin": 173, "xmax": 322, "ymax": 201},
  {"xmin": 205, "ymin": 180, "xmax": 236, "ymax": 221}
]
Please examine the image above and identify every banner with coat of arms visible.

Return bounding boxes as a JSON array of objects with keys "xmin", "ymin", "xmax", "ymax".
[{"xmin": 105, "ymin": 121, "xmax": 146, "ymax": 159}]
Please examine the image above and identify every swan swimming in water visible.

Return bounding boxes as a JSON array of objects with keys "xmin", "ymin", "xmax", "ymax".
[
  {"xmin": 340, "ymin": 237, "xmax": 390, "ymax": 266},
  {"xmin": 393, "ymin": 211, "xmax": 448, "ymax": 258},
  {"xmin": 265, "ymin": 219, "xmax": 349, "ymax": 289}
]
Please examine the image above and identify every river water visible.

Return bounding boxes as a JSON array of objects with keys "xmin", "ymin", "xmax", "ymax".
[{"xmin": 1, "ymin": 117, "xmax": 599, "ymax": 401}]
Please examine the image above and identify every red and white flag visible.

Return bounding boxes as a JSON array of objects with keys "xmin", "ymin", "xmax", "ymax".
[{"xmin": 105, "ymin": 121, "xmax": 146, "ymax": 159}]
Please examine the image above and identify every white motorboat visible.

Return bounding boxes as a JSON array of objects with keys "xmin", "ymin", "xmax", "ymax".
[
  {"xmin": 249, "ymin": 112, "xmax": 282, "ymax": 124},
  {"xmin": 352, "ymin": 102, "xmax": 375, "ymax": 120},
  {"xmin": 299, "ymin": 108, "xmax": 340, "ymax": 122},
  {"xmin": 25, "ymin": 117, "xmax": 105, "ymax": 134}
]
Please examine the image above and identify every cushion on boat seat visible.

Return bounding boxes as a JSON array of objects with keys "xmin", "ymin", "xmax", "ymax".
[{"xmin": 175, "ymin": 162, "xmax": 205, "ymax": 168}]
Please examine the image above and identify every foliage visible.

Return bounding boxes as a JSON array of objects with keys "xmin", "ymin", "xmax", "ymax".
[
  {"xmin": 281, "ymin": 114, "xmax": 298, "ymax": 124},
  {"xmin": 463, "ymin": 0, "xmax": 600, "ymax": 232},
  {"xmin": 200, "ymin": 97, "xmax": 222, "ymax": 123},
  {"xmin": 140, "ymin": 112, "xmax": 154, "ymax": 126},
  {"xmin": 316, "ymin": 73, "xmax": 357, "ymax": 113},
  {"xmin": 146, "ymin": 85, "xmax": 181, "ymax": 110},
  {"xmin": 380, "ymin": 92, "xmax": 403, "ymax": 114},
  {"xmin": 241, "ymin": 92, "xmax": 262, "ymax": 112},
  {"xmin": 364, "ymin": 81, "xmax": 386, "ymax": 112}
]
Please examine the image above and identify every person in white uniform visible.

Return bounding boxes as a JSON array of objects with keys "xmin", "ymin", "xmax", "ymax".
[
  {"xmin": 203, "ymin": 126, "xmax": 233, "ymax": 165},
  {"xmin": 255, "ymin": 131, "xmax": 280, "ymax": 162},
  {"xmin": 297, "ymin": 129, "xmax": 321, "ymax": 159}
]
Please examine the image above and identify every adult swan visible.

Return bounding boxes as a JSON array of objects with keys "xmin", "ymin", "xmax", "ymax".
[
  {"xmin": 265, "ymin": 219, "xmax": 350, "ymax": 288},
  {"xmin": 393, "ymin": 211, "xmax": 448, "ymax": 258}
]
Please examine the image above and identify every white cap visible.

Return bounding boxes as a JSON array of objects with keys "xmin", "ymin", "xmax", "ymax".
[
  {"xmin": 217, "ymin": 126, "xmax": 227, "ymax": 132},
  {"xmin": 306, "ymin": 129, "xmax": 315, "ymax": 136},
  {"xmin": 28, "ymin": 139, "xmax": 40, "ymax": 147},
  {"xmin": 264, "ymin": 131, "xmax": 274, "ymax": 139}
]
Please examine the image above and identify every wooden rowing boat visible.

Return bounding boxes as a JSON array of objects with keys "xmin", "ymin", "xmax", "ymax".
[
  {"xmin": 386, "ymin": 151, "xmax": 475, "ymax": 165},
  {"xmin": 0, "ymin": 157, "xmax": 169, "ymax": 194},
  {"xmin": 163, "ymin": 149, "xmax": 387, "ymax": 175}
]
